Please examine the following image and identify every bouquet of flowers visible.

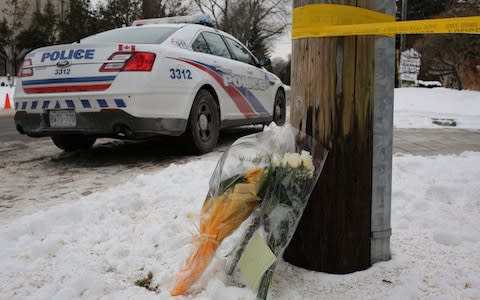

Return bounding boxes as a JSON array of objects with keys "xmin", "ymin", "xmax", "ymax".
[
  {"xmin": 170, "ymin": 138, "xmax": 272, "ymax": 296},
  {"xmin": 225, "ymin": 128, "xmax": 327, "ymax": 299},
  {"xmin": 170, "ymin": 125, "xmax": 327, "ymax": 297}
]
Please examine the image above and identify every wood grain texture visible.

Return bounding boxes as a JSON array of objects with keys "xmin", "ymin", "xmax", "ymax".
[{"xmin": 284, "ymin": 0, "xmax": 376, "ymax": 273}]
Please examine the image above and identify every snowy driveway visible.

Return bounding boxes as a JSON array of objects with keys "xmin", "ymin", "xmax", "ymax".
[
  {"xmin": 0, "ymin": 126, "xmax": 263, "ymax": 224},
  {"xmin": 2, "ymin": 85, "xmax": 480, "ymax": 223},
  {"xmin": 2, "ymin": 124, "xmax": 480, "ymax": 224}
]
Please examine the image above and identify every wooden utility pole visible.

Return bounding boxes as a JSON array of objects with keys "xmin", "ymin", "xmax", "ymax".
[{"xmin": 283, "ymin": 0, "xmax": 394, "ymax": 273}]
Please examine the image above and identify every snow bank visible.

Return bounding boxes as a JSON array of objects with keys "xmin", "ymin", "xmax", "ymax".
[
  {"xmin": 394, "ymin": 88, "xmax": 480, "ymax": 129},
  {"xmin": 1, "ymin": 152, "xmax": 479, "ymax": 299}
]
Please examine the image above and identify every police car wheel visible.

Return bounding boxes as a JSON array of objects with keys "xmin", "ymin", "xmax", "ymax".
[
  {"xmin": 273, "ymin": 89, "xmax": 286, "ymax": 126},
  {"xmin": 51, "ymin": 135, "xmax": 96, "ymax": 152},
  {"xmin": 186, "ymin": 89, "xmax": 219, "ymax": 154}
]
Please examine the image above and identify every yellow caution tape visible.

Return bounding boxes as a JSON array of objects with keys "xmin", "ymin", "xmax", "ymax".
[{"xmin": 293, "ymin": 4, "xmax": 480, "ymax": 39}]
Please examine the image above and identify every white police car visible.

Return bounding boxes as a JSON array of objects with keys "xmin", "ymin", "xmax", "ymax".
[{"xmin": 14, "ymin": 15, "xmax": 286, "ymax": 153}]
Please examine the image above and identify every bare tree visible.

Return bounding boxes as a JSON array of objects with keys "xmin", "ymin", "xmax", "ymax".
[
  {"xmin": 143, "ymin": 0, "xmax": 155, "ymax": 18},
  {"xmin": 97, "ymin": 0, "xmax": 142, "ymax": 29},
  {"xmin": 17, "ymin": 1, "xmax": 59, "ymax": 52},
  {"xmin": 194, "ymin": 0, "xmax": 290, "ymax": 58},
  {"xmin": 271, "ymin": 55, "xmax": 291, "ymax": 84},
  {"xmin": 415, "ymin": 3, "xmax": 480, "ymax": 90},
  {"xmin": 142, "ymin": 0, "xmax": 191, "ymax": 19},
  {"xmin": 58, "ymin": 0, "xmax": 98, "ymax": 44},
  {"xmin": 0, "ymin": 0, "xmax": 29, "ymax": 75},
  {"xmin": 97, "ymin": 0, "xmax": 191, "ymax": 30}
]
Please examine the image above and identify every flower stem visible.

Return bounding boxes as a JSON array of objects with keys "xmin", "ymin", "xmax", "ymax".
[
  {"xmin": 225, "ymin": 210, "xmax": 261, "ymax": 275},
  {"xmin": 256, "ymin": 263, "xmax": 276, "ymax": 300}
]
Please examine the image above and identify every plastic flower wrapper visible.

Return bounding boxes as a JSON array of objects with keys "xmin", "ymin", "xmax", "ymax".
[
  {"xmin": 170, "ymin": 135, "xmax": 272, "ymax": 296},
  {"xmin": 225, "ymin": 125, "xmax": 328, "ymax": 300},
  {"xmin": 170, "ymin": 124, "xmax": 327, "ymax": 297}
]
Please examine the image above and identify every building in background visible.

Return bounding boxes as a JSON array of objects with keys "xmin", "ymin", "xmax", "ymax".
[
  {"xmin": 0, "ymin": 0, "xmax": 69, "ymax": 76},
  {"xmin": 0, "ymin": 0, "xmax": 68, "ymax": 28},
  {"xmin": 31, "ymin": 0, "xmax": 68, "ymax": 24}
]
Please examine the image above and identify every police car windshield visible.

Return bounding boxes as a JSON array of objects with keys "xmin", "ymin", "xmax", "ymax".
[{"xmin": 80, "ymin": 27, "xmax": 179, "ymax": 44}]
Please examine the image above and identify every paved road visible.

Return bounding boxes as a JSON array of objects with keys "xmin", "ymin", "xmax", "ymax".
[
  {"xmin": 2, "ymin": 112, "xmax": 480, "ymax": 155},
  {"xmin": 1, "ymin": 110, "xmax": 41, "ymax": 142},
  {"xmin": 0, "ymin": 111, "xmax": 263, "ymax": 148},
  {"xmin": 1, "ymin": 111, "xmax": 19, "ymax": 139},
  {"xmin": 0, "ymin": 111, "xmax": 265, "ymax": 223},
  {"xmin": 394, "ymin": 128, "xmax": 480, "ymax": 155},
  {"xmin": 1, "ymin": 110, "xmax": 479, "ymax": 223}
]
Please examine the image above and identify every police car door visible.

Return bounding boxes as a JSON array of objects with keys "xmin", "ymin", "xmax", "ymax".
[
  {"xmin": 223, "ymin": 37, "xmax": 272, "ymax": 119},
  {"xmin": 199, "ymin": 31, "xmax": 263, "ymax": 121}
]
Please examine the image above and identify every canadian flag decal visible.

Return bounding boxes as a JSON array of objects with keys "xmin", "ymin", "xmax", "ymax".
[{"xmin": 118, "ymin": 44, "xmax": 136, "ymax": 52}]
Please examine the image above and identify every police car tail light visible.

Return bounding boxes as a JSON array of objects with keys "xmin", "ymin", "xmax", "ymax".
[
  {"xmin": 122, "ymin": 52, "xmax": 156, "ymax": 72},
  {"xmin": 99, "ymin": 53, "xmax": 132, "ymax": 72},
  {"xmin": 99, "ymin": 52, "xmax": 155, "ymax": 72},
  {"xmin": 18, "ymin": 58, "xmax": 33, "ymax": 77}
]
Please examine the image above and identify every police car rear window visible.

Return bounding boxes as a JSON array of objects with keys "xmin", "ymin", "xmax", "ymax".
[{"xmin": 80, "ymin": 27, "xmax": 179, "ymax": 44}]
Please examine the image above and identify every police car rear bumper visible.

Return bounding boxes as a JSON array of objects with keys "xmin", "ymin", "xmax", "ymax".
[{"xmin": 14, "ymin": 110, "xmax": 187, "ymax": 138}]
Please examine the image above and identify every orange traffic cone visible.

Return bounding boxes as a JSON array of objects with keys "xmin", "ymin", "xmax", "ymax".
[{"xmin": 4, "ymin": 93, "xmax": 12, "ymax": 110}]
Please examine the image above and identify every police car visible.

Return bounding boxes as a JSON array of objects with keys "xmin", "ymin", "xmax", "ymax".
[{"xmin": 14, "ymin": 15, "xmax": 286, "ymax": 153}]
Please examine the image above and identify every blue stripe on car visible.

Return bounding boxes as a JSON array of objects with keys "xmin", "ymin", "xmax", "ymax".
[
  {"xmin": 237, "ymin": 87, "xmax": 269, "ymax": 116},
  {"xmin": 97, "ymin": 99, "xmax": 108, "ymax": 108},
  {"xmin": 186, "ymin": 58, "xmax": 268, "ymax": 115},
  {"xmin": 66, "ymin": 100, "xmax": 75, "ymax": 108},
  {"xmin": 81, "ymin": 99, "xmax": 91, "ymax": 108},
  {"xmin": 114, "ymin": 99, "xmax": 126, "ymax": 108},
  {"xmin": 22, "ymin": 76, "xmax": 116, "ymax": 86}
]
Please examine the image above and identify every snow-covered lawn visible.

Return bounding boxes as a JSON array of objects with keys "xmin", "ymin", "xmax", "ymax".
[
  {"xmin": 394, "ymin": 88, "xmax": 480, "ymax": 129},
  {"xmin": 1, "ymin": 151, "xmax": 479, "ymax": 299},
  {"xmin": 1, "ymin": 87, "xmax": 479, "ymax": 299}
]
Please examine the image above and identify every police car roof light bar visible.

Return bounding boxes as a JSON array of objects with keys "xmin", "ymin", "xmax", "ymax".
[{"xmin": 132, "ymin": 14, "xmax": 214, "ymax": 27}]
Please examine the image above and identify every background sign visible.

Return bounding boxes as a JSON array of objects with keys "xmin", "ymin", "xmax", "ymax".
[{"xmin": 400, "ymin": 48, "xmax": 421, "ymax": 82}]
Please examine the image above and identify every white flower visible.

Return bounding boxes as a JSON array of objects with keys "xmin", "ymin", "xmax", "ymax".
[
  {"xmin": 278, "ymin": 151, "xmax": 315, "ymax": 176},
  {"xmin": 300, "ymin": 150, "xmax": 315, "ymax": 177},
  {"xmin": 281, "ymin": 152, "xmax": 302, "ymax": 168},
  {"xmin": 271, "ymin": 153, "xmax": 282, "ymax": 167}
]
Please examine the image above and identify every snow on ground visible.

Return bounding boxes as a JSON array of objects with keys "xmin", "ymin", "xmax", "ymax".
[
  {"xmin": 1, "ymin": 151, "xmax": 479, "ymax": 299},
  {"xmin": 1, "ymin": 87, "xmax": 479, "ymax": 299},
  {"xmin": 394, "ymin": 88, "xmax": 480, "ymax": 129}
]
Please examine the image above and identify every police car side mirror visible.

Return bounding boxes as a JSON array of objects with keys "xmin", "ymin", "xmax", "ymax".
[{"xmin": 258, "ymin": 58, "xmax": 271, "ymax": 67}]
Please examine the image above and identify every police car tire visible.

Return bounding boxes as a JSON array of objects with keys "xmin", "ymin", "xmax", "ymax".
[
  {"xmin": 186, "ymin": 89, "xmax": 219, "ymax": 154},
  {"xmin": 273, "ymin": 89, "xmax": 286, "ymax": 126},
  {"xmin": 51, "ymin": 135, "xmax": 96, "ymax": 152}
]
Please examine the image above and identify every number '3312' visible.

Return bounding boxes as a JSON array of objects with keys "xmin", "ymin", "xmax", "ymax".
[
  {"xmin": 54, "ymin": 68, "xmax": 70, "ymax": 75},
  {"xmin": 169, "ymin": 68, "xmax": 192, "ymax": 80}
]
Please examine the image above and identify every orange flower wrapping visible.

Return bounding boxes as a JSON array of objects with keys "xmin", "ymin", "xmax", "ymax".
[{"xmin": 171, "ymin": 168, "xmax": 264, "ymax": 296}]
